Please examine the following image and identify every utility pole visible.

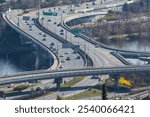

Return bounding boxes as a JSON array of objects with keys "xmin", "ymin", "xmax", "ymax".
[
  {"xmin": 37, "ymin": 0, "xmax": 41, "ymax": 21},
  {"xmin": 65, "ymin": 30, "xmax": 68, "ymax": 40},
  {"xmin": 61, "ymin": 12, "xmax": 63, "ymax": 24},
  {"xmin": 17, "ymin": 3, "xmax": 19, "ymax": 27},
  {"xmin": 102, "ymin": 83, "xmax": 108, "ymax": 100},
  {"xmin": 5, "ymin": 53, "xmax": 9, "ymax": 77}
]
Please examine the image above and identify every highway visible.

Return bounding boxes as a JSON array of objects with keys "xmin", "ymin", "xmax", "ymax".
[
  {"xmin": 0, "ymin": 65, "xmax": 150, "ymax": 86},
  {"xmin": 1, "ymin": 0, "xmax": 149, "ymax": 100},
  {"xmin": 4, "ymin": 10, "xmax": 85, "ymax": 70},
  {"xmin": 39, "ymin": 1, "xmax": 127, "ymax": 67}
]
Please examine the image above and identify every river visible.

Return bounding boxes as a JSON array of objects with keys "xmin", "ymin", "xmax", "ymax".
[{"xmin": 104, "ymin": 38, "xmax": 150, "ymax": 65}]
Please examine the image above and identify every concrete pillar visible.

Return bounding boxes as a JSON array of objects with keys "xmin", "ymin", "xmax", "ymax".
[
  {"xmin": 35, "ymin": 45, "xmax": 40, "ymax": 70},
  {"xmin": 110, "ymin": 74, "xmax": 120, "ymax": 93},
  {"xmin": 19, "ymin": 34, "xmax": 27, "ymax": 44},
  {"xmin": 114, "ymin": 75, "xmax": 120, "ymax": 93},
  {"xmin": 54, "ymin": 78, "xmax": 63, "ymax": 89}
]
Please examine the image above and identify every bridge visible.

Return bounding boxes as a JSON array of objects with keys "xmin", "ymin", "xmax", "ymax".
[
  {"xmin": 0, "ymin": 0, "xmax": 149, "ymax": 96},
  {"xmin": 62, "ymin": 9, "xmax": 150, "ymax": 57},
  {"xmin": 0, "ymin": 65, "xmax": 150, "ymax": 87}
]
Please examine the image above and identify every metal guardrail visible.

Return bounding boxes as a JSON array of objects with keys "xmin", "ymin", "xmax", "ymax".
[{"xmin": 110, "ymin": 52, "xmax": 131, "ymax": 65}]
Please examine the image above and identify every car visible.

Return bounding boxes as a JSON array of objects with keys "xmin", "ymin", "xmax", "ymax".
[
  {"xmin": 35, "ymin": 87, "xmax": 43, "ymax": 91},
  {"xmin": 75, "ymin": 4, "xmax": 80, "ymax": 7},
  {"xmin": 61, "ymin": 60, "xmax": 66, "ymax": 62},
  {"xmin": 76, "ymin": 56, "xmax": 80, "ymax": 59},
  {"xmin": 74, "ymin": 34, "xmax": 78, "ymax": 37},
  {"xmin": 53, "ymin": 48, "xmax": 57, "ymax": 52},
  {"xmin": 7, "ymin": 84, "xmax": 14, "ymax": 88},
  {"xmin": 60, "ymin": 32, "xmax": 64, "ymax": 35},
  {"xmin": 54, "ymin": 22, "xmax": 57, "ymax": 25},
  {"xmin": 59, "ymin": 65, "xmax": 63, "ymax": 68},
  {"xmin": 39, "ymin": 32, "xmax": 42, "ymax": 35},
  {"xmin": 65, "ymin": 52, "xmax": 69, "ymax": 54},
  {"xmin": 59, "ymin": 54, "xmax": 64, "ymax": 57},
  {"xmin": 43, "ymin": 34, "xmax": 46, "ymax": 37},
  {"xmin": 60, "ymin": 29, "xmax": 63, "ymax": 32},
  {"xmin": 50, "ymin": 42, "xmax": 55, "ymax": 46},
  {"xmin": 57, "ymin": 23, "xmax": 61, "ymax": 26},
  {"xmin": 73, "ymin": 50, "xmax": 77, "ymax": 54},
  {"xmin": 50, "ymin": 46, "xmax": 53, "ymax": 49},
  {"xmin": 66, "ymin": 57, "xmax": 70, "ymax": 60},
  {"xmin": 42, "ymin": 38, "xmax": 46, "ymax": 41}
]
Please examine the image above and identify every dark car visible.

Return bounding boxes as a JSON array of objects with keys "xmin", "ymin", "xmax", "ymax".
[
  {"xmin": 50, "ymin": 42, "xmax": 55, "ymax": 46},
  {"xmin": 60, "ymin": 32, "xmax": 64, "ymax": 35},
  {"xmin": 66, "ymin": 57, "xmax": 70, "ymax": 60},
  {"xmin": 35, "ymin": 87, "xmax": 43, "ymax": 91},
  {"xmin": 39, "ymin": 32, "xmax": 42, "ymax": 35},
  {"xmin": 43, "ymin": 34, "xmax": 46, "ymax": 37},
  {"xmin": 42, "ymin": 38, "xmax": 46, "ymax": 41},
  {"xmin": 76, "ymin": 56, "xmax": 80, "ymax": 59},
  {"xmin": 60, "ymin": 29, "xmax": 64, "ymax": 32},
  {"xmin": 73, "ymin": 50, "xmax": 77, "ymax": 54},
  {"xmin": 74, "ymin": 34, "xmax": 78, "ymax": 37},
  {"xmin": 57, "ymin": 23, "xmax": 61, "ymax": 26}
]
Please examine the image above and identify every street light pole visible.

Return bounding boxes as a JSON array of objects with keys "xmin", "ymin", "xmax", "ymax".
[
  {"xmin": 6, "ymin": 53, "xmax": 9, "ymax": 77},
  {"xmin": 37, "ymin": 0, "xmax": 41, "ymax": 21},
  {"xmin": 17, "ymin": 3, "xmax": 19, "ymax": 27},
  {"xmin": 61, "ymin": 12, "xmax": 63, "ymax": 24},
  {"xmin": 65, "ymin": 30, "xmax": 68, "ymax": 40}
]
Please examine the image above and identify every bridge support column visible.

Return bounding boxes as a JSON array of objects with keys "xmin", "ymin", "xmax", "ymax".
[
  {"xmin": 35, "ymin": 45, "xmax": 40, "ymax": 70},
  {"xmin": 110, "ymin": 74, "xmax": 120, "ymax": 93},
  {"xmin": 19, "ymin": 34, "xmax": 27, "ymax": 44},
  {"xmin": 114, "ymin": 75, "xmax": 120, "ymax": 93},
  {"xmin": 54, "ymin": 78, "xmax": 63, "ymax": 89}
]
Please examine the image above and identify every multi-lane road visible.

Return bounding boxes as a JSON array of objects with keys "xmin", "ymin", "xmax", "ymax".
[{"xmin": 1, "ymin": 0, "xmax": 150, "ymax": 99}]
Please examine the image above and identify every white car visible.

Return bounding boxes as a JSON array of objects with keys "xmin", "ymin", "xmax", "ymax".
[{"xmin": 59, "ymin": 65, "xmax": 63, "ymax": 68}]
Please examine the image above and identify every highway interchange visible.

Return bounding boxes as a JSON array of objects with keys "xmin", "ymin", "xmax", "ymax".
[{"xmin": 1, "ymin": 0, "xmax": 150, "ymax": 99}]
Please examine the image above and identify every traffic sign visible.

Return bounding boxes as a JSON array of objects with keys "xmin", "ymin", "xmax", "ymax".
[
  {"xmin": 62, "ymin": 44, "xmax": 71, "ymax": 48},
  {"xmin": 70, "ymin": 29, "xmax": 82, "ymax": 34},
  {"xmin": 23, "ymin": 16, "xmax": 30, "ymax": 21},
  {"xmin": 43, "ymin": 11, "xmax": 58, "ymax": 16}
]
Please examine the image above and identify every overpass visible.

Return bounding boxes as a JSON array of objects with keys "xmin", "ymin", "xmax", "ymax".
[
  {"xmin": 62, "ymin": 11, "xmax": 150, "ymax": 57},
  {"xmin": 0, "ymin": 65, "xmax": 150, "ymax": 87},
  {"xmin": 1, "ymin": 0, "xmax": 149, "ymax": 92},
  {"xmin": 139, "ymin": 57, "xmax": 150, "ymax": 63}
]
